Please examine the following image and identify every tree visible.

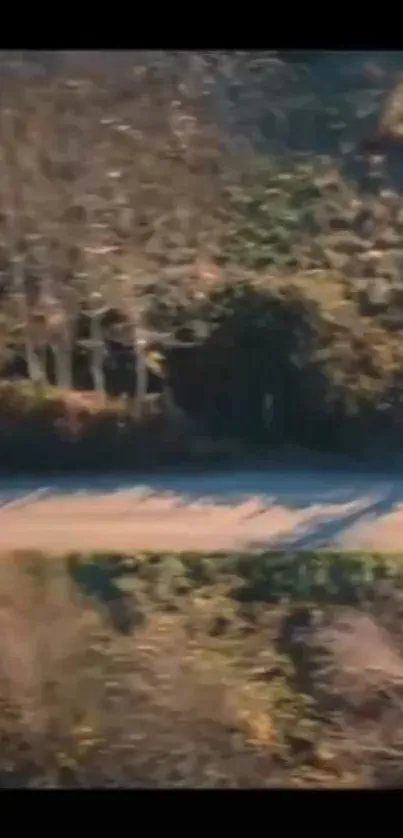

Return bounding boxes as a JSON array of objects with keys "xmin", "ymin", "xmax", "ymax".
[{"xmin": 0, "ymin": 102, "xmax": 48, "ymax": 386}]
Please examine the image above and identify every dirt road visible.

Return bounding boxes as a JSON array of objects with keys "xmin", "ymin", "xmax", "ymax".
[{"xmin": 0, "ymin": 468, "xmax": 403, "ymax": 553}]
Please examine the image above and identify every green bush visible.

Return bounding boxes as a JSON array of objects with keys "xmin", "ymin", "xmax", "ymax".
[{"xmin": 161, "ymin": 270, "xmax": 403, "ymax": 454}]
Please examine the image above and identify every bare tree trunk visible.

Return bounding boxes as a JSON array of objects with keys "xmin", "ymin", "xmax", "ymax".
[
  {"xmin": 42, "ymin": 278, "xmax": 74, "ymax": 390},
  {"xmin": 131, "ymin": 317, "xmax": 148, "ymax": 421},
  {"xmin": 162, "ymin": 383, "xmax": 189, "ymax": 432},
  {"xmin": 52, "ymin": 334, "xmax": 73, "ymax": 389},
  {"xmin": 12, "ymin": 259, "xmax": 46, "ymax": 386},
  {"xmin": 89, "ymin": 311, "xmax": 106, "ymax": 396},
  {"xmin": 2, "ymin": 108, "xmax": 47, "ymax": 387}
]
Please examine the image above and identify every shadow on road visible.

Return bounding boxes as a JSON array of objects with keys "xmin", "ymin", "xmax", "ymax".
[
  {"xmin": 2, "ymin": 469, "xmax": 403, "ymax": 552},
  {"xmin": 0, "ymin": 468, "xmax": 400, "ymax": 508},
  {"xmin": 247, "ymin": 484, "xmax": 403, "ymax": 550}
]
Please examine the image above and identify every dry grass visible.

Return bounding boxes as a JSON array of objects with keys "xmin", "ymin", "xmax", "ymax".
[
  {"xmin": 0, "ymin": 554, "xmax": 292, "ymax": 787},
  {"xmin": 2, "ymin": 550, "xmax": 403, "ymax": 787}
]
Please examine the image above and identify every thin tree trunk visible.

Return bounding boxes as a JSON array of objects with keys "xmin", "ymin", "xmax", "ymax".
[
  {"xmin": 42, "ymin": 273, "xmax": 74, "ymax": 390},
  {"xmin": 52, "ymin": 336, "xmax": 73, "ymax": 389},
  {"xmin": 162, "ymin": 383, "xmax": 189, "ymax": 432},
  {"xmin": 131, "ymin": 318, "xmax": 148, "ymax": 421},
  {"xmin": 89, "ymin": 312, "xmax": 106, "ymax": 396},
  {"xmin": 2, "ymin": 110, "xmax": 47, "ymax": 386},
  {"xmin": 12, "ymin": 260, "xmax": 46, "ymax": 386}
]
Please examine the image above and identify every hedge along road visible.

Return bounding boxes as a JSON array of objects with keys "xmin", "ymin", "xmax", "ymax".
[{"xmin": 1, "ymin": 468, "xmax": 403, "ymax": 553}]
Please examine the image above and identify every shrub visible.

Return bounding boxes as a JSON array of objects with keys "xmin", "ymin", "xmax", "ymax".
[{"xmin": 0, "ymin": 380, "xmax": 239, "ymax": 473}]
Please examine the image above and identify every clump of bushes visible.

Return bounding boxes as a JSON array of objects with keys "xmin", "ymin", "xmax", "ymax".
[
  {"xmin": 162, "ymin": 269, "xmax": 403, "ymax": 457},
  {"xmin": 0, "ymin": 381, "xmax": 240, "ymax": 473}
]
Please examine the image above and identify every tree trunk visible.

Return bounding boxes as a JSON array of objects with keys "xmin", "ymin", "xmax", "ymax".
[
  {"xmin": 132, "ymin": 320, "xmax": 148, "ymax": 421},
  {"xmin": 52, "ymin": 337, "xmax": 73, "ymax": 389},
  {"xmin": 43, "ymin": 278, "xmax": 74, "ymax": 390},
  {"xmin": 12, "ymin": 260, "xmax": 47, "ymax": 386},
  {"xmin": 89, "ymin": 312, "xmax": 105, "ymax": 396}
]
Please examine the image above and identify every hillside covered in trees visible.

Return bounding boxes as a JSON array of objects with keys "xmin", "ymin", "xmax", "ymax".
[{"xmin": 3, "ymin": 50, "xmax": 403, "ymax": 469}]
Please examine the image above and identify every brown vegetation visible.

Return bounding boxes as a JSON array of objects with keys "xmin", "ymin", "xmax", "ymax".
[
  {"xmin": 0, "ymin": 380, "xmax": 235, "ymax": 471},
  {"xmin": 2, "ymin": 549, "xmax": 403, "ymax": 787}
]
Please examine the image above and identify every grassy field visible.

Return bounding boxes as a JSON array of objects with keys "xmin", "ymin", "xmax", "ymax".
[{"xmin": 1, "ymin": 548, "xmax": 403, "ymax": 787}]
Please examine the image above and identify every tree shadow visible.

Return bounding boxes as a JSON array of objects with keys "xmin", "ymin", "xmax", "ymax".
[
  {"xmin": 67, "ymin": 554, "xmax": 143, "ymax": 635},
  {"xmin": 246, "ymin": 483, "xmax": 403, "ymax": 551},
  {"xmin": 2, "ymin": 470, "xmax": 403, "ymax": 559},
  {"xmin": 0, "ymin": 467, "xmax": 394, "ymax": 511}
]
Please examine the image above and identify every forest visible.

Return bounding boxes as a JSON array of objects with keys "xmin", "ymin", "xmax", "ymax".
[
  {"xmin": 4, "ymin": 53, "xmax": 403, "ymax": 791},
  {"xmin": 3, "ymin": 51, "xmax": 403, "ymax": 469}
]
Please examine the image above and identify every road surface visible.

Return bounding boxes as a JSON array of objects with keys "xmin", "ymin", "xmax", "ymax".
[{"xmin": 0, "ymin": 468, "xmax": 403, "ymax": 552}]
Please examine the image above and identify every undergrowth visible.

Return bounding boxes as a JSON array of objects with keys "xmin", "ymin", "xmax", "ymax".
[
  {"xmin": 0, "ymin": 380, "xmax": 246, "ymax": 473},
  {"xmin": 2, "ymin": 549, "xmax": 403, "ymax": 787}
]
